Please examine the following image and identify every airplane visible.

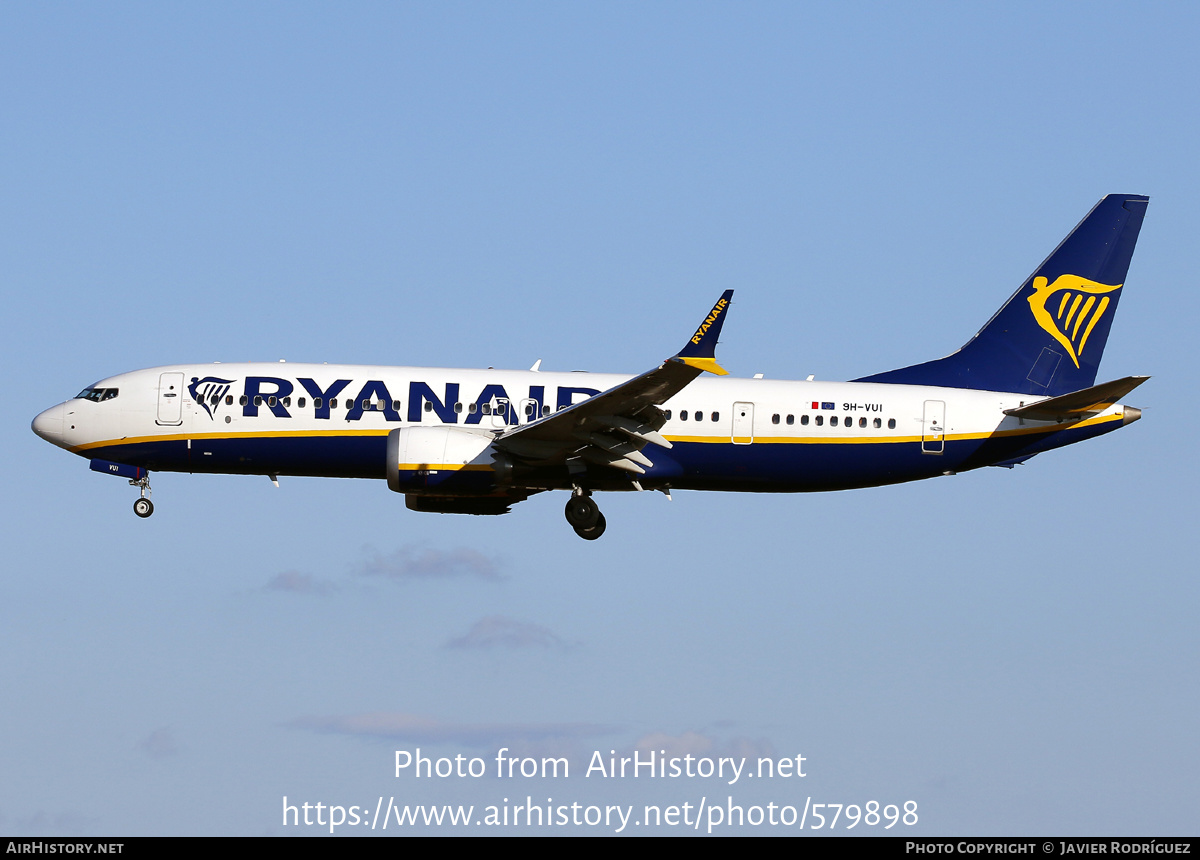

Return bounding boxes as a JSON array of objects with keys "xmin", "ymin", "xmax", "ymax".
[{"xmin": 32, "ymin": 194, "xmax": 1149, "ymax": 540}]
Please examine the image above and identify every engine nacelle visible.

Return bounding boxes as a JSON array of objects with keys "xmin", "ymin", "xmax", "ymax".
[{"xmin": 386, "ymin": 426, "xmax": 501, "ymax": 495}]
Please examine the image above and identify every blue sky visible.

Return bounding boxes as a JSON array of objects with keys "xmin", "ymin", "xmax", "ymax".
[{"xmin": 3, "ymin": 2, "xmax": 1197, "ymax": 835}]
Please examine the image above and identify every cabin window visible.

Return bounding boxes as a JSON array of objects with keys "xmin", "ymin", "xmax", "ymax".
[
  {"xmin": 298, "ymin": 397, "xmax": 306, "ymax": 408},
  {"xmin": 859, "ymin": 417, "xmax": 867, "ymax": 428},
  {"xmin": 225, "ymin": 395, "xmax": 233, "ymax": 405},
  {"xmin": 329, "ymin": 398, "xmax": 337, "ymax": 409},
  {"xmin": 664, "ymin": 410, "xmax": 672, "ymax": 420},
  {"xmin": 786, "ymin": 414, "xmax": 794, "ymax": 425},
  {"xmin": 393, "ymin": 400, "xmax": 401, "ymax": 412},
  {"xmin": 314, "ymin": 397, "xmax": 323, "ymax": 409},
  {"xmin": 694, "ymin": 411, "xmax": 702, "ymax": 422},
  {"xmin": 268, "ymin": 396, "xmax": 277, "ymax": 407},
  {"xmin": 542, "ymin": 405, "xmax": 550, "ymax": 416},
  {"xmin": 454, "ymin": 402, "xmax": 463, "ymax": 413},
  {"xmin": 800, "ymin": 414, "xmax": 809, "ymax": 426},
  {"xmin": 481, "ymin": 402, "xmax": 491, "ymax": 415},
  {"xmin": 873, "ymin": 417, "xmax": 881, "ymax": 428},
  {"xmin": 240, "ymin": 395, "xmax": 248, "ymax": 406},
  {"xmin": 772, "ymin": 414, "xmax": 780, "ymax": 425},
  {"xmin": 283, "ymin": 396, "xmax": 291, "ymax": 408},
  {"xmin": 425, "ymin": 402, "xmax": 434, "ymax": 412},
  {"xmin": 711, "ymin": 412, "xmax": 719, "ymax": 422},
  {"xmin": 680, "ymin": 410, "xmax": 688, "ymax": 421},
  {"xmin": 525, "ymin": 403, "xmax": 535, "ymax": 416},
  {"xmin": 815, "ymin": 415, "xmax": 823, "ymax": 426},
  {"xmin": 254, "ymin": 396, "xmax": 263, "ymax": 407},
  {"xmin": 468, "ymin": 402, "xmax": 477, "ymax": 414},
  {"xmin": 830, "ymin": 415, "xmax": 838, "ymax": 427},
  {"xmin": 888, "ymin": 418, "xmax": 896, "ymax": 429}
]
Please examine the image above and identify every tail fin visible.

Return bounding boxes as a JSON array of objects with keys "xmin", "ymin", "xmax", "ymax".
[{"xmin": 855, "ymin": 194, "xmax": 1149, "ymax": 396}]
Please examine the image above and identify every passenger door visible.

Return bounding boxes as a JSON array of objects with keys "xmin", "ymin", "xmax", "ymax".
[{"xmin": 156, "ymin": 372, "xmax": 184, "ymax": 426}]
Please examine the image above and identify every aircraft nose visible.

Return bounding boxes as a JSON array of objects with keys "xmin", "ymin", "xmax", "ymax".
[{"xmin": 32, "ymin": 403, "xmax": 66, "ymax": 447}]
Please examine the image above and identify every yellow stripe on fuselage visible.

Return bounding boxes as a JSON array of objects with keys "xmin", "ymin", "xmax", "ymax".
[
  {"xmin": 69, "ymin": 427, "xmax": 393, "ymax": 454},
  {"xmin": 664, "ymin": 411, "xmax": 1123, "ymax": 445},
  {"xmin": 395, "ymin": 463, "xmax": 494, "ymax": 472}
]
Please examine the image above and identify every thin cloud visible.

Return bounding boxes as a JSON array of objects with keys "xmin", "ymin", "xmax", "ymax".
[
  {"xmin": 633, "ymin": 730, "xmax": 777, "ymax": 762},
  {"xmin": 358, "ymin": 546, "xmax": 502, "ymax": 582},
  {"xmin": 292, "ymin": 712, "xmax": 614, "ymax": 748},
  {"xmin": 264, "ymin": 570, "xmax": 336, "ymax": 595},
  {"xmin": 137, "ymin": 726, "xmax": 181, "ymax": 759},
  {"xmin": 446, "ymin": 615, "xmax": 574, "ymax": 650},
  {"xmin": 13, "ymin": 810, "xmax": 94, "ymax": 834}
]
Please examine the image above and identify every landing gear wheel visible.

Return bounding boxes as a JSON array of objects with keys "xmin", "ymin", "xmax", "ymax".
[
  {"xmin": 133, "ymin": 498, "xmax": 154, "ymax": 518},
  {"xmin": 572, "ymin": 512, "xmax": 606, "ymax": 541},
  {"xmin": 564, "ymin": 495, "xmax": 600, "ymax": 529}
]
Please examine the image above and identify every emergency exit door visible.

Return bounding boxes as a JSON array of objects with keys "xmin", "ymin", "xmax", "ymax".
[
  {"xmin": 732, "ymin": 402, "xmax": 754, "ymax": 445},
  {"xmin": 922, "ymin": 400, "xmax": 945, "ymax": 454}
]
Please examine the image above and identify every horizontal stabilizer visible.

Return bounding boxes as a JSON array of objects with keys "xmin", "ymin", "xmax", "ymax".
[{"xmin": 1003, "ymin": 375, "xmax": 1149, "ymax": 421}]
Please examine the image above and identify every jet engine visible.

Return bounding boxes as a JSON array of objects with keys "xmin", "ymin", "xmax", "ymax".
[{"xmin": 386, "ymin": 426, "xmax": 504, "ymax": 496}]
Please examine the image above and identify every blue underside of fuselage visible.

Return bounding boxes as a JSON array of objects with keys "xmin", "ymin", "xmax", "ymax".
[{"xmin": 80, "ymin": 417, "xmax": 1122, "ymax": 494}]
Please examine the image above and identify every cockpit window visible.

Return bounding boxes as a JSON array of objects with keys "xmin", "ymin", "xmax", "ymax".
[{"xmin": 74, "ymin": 387, "xmax": 119, "ymax": 402}]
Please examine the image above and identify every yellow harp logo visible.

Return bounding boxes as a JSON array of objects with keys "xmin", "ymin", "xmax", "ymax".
[{"xmin": 1027, "ymin": 274, "xmax": 1122, "ymax": 368}]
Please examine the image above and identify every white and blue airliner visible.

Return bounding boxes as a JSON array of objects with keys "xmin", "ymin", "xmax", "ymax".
[{"xmin": 33, "ymin": 194, "xmax": 1149, "ymax": 539}]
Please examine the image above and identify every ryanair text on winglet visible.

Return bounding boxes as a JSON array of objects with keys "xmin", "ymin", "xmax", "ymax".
[{"xmin": 690, "ymin": 298, "xmax": 729, "ymax": 346}]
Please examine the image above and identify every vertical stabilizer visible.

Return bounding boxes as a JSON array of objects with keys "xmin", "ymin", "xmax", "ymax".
[{"xmin": 855, "ymin": 194, "xmax": 1148, "ymax": 396}]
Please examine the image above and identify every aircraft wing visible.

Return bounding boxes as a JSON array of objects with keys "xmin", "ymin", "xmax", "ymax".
[
  {"xmin": 493, "ymin": 291, "xmax": 733, "ymax": 475},
  {"xmin": 1003, "ymin": 375, "xmax": 1149, "ymax": 421}
]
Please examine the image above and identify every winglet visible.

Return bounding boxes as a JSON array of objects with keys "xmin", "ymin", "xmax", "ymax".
[{"xmin": 673, "ymin": 290, "xmax": 734, "ymax": 375}]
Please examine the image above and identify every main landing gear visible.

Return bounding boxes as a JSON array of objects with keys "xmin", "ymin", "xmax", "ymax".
[
  {"xmin": 564, "ymin": 489, "xmax": 606, "ymax": 541},
  {"xmin": 131, "ymin": 473, "xmax": 154, "ymax": 518}
]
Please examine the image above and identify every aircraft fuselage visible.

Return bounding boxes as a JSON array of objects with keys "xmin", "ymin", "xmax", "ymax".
[{"xmin": 33, "ymin": 362, "xmax": 1138, "ymax": 494}]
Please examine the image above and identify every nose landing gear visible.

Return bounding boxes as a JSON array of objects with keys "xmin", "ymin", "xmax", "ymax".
[
  {"xmin": 131, "ymin": 474, "xmax": 154, "ymax": 518},
  {"xmin": 564, "ymin": 489, "xmax": 606, "ymax": 540}
]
